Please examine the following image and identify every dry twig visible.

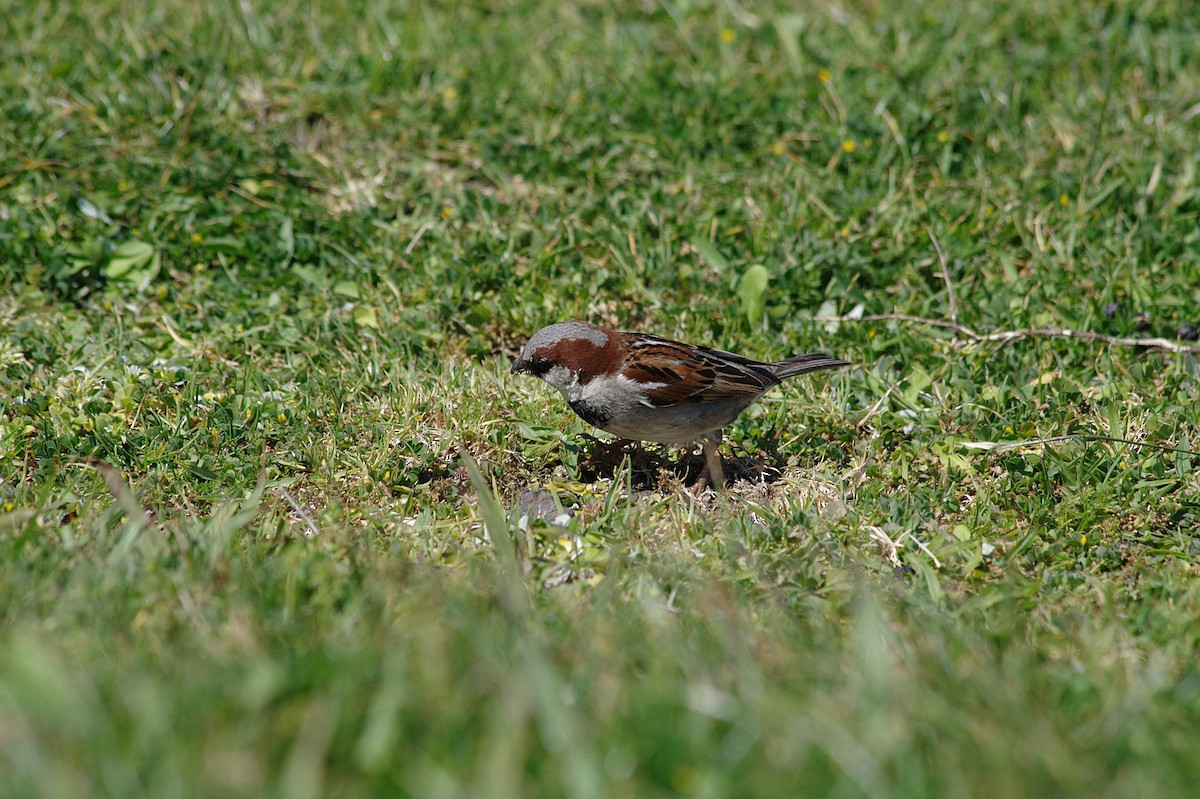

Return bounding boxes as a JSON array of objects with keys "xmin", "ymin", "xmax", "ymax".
[
  {"xmin": 820, "ymin": 312, "xmax": 1200, "ymax": 354},
  {"xmin": 927, "ymin": 229, "xmax": 959, "ymax": 332},
  {"xmin": 819, "ymin": 235, "xmax": 1200, "ymax": 354}
]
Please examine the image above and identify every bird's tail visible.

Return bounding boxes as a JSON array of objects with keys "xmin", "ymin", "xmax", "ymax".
[{"xmin": 769, "ymin": 352, "xmax": 852, "ymax": 380}]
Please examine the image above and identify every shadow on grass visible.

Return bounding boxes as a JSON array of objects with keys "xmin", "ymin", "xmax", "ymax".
[{"xmin": 574, "ymin": 434, "xmax": 788, "ymax": 491}]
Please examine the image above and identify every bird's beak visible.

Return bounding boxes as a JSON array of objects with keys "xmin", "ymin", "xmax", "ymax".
[{"xmin": 510, "ymin": 358, "xmax": 528, "ymax": 375}]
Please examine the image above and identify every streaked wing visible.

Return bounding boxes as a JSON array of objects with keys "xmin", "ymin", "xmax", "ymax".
[{"xmin": 619, "ymin": 334, "xmax": 779, "ymax": 407}]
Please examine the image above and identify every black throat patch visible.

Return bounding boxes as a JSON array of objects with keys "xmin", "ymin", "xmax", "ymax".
[{"xmin": 568, "ymin": 398, "xmax": 611, "ymax": 429}]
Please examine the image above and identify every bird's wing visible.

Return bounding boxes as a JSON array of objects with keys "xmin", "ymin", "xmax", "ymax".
[{"xmin": 620, "ymin": 335, "xmax": 779, "ymax": 407}]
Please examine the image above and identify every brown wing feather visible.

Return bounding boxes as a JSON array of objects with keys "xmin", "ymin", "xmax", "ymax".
[{"xmin": 619, "ymin": 334, "xmax": 780, "ymax": 407}]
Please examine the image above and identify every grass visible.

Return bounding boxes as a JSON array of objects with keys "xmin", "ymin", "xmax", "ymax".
[{"xmin": 3, "ymin": 0, "xmax": 1200, "ymax": 796}]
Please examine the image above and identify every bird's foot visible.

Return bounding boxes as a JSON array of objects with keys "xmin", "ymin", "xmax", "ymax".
[{"xmin": 690, "ymin": 435, "xmax": 725, "ymax": 494}]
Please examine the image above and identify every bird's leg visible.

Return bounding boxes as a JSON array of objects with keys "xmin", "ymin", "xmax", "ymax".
[
  {"xmin": 620, "ymin": 438, "xmax": 646, "ymax": 484},
  {"xmin": 693, "ymin": 431, "xmax": 725, "ymax": 493}
]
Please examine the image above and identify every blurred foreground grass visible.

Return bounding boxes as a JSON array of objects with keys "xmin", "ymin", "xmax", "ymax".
[{"xmin": 2, "ymin": 0, "xmax": 1200, "ymax": 796}]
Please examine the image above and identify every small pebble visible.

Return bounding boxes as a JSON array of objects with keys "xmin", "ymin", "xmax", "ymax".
[{"xmin": 518, "ymin": 488, "xmax": 575, "ymax": 522}]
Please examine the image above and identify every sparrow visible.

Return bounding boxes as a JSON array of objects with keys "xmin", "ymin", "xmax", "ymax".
[{"xmin": 511, "ymin": 320, "xmax": 850, "ymax": 490}]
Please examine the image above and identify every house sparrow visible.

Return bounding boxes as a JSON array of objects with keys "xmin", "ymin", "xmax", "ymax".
[{"xmin": 511, "ymin": 321, "xmax": 850, "ymax": 490}]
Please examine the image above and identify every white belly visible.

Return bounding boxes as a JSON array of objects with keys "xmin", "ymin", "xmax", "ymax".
[
  {"xmin": 567, "ymin": 376, "xmax": 755, "ymax": 444},
  {"xmin": 598, "ymin": 400, "xmax": 754, "ymax": 443}
]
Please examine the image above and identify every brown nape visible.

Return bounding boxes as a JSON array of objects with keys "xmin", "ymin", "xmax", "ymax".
[{"xmin": 541, "ymin": 334, "xmax": 618, "ymax": 381}]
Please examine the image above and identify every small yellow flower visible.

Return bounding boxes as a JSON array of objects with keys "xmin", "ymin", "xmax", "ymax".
[
  {"xmin": 3, "ymin": 502, "xmax": 13, "ymax": 512},
  {"xmin": 1004, "ymin": 425, "xmax": 1013, "ymax": 435},
  {"xmin": 441, "ymin": 87, "xmax": 458, "ymax": 102},
  {"xmin": 842, "ymin": 139, "xmax": 857, "ymax": 153},
  {"xmin": 937, "ymin": 131, "xmax": 951, "ymax": 143},
  {"xmin": 839, "ymin": 225, "xmax": 851, "ymax": 237},
  {"xmin": 720, "ymin": 27, "xmax": 736, "ymax": 44},
  {"xmin": 868, "ymin": 328, "xmax": 876, "ymax": 338},
  {"xmin": 191, "ymin": 233, "xmax": 203, "ymax": 243},
  {"xmin": 384, "ymin": 470, "xmax": 391, "ymax": 480},
  {"xmin": 440, "ymin": 205, "xmax": 454, "ymax": 220},
  {"xmin": 818, "ymin": 68, "xmax": 832, "ymax": 83},
  {"xmin": 1080, "ymin": 535, "xmax": 1086, "ymax": 545},
  {"xmin": 1059, "ymin": 193, "xmax": 1069, "ymax": 206},
  {"xmin": 768, "ymin": 140, "xmax": 785, "ymax": 156},
  {"xmin": 118, "ymin": 180, "xmax": 130, "ymax": 193},
  {"xmin": 278, "ymin": 412, "xmax": 287, "ymax": 422}
]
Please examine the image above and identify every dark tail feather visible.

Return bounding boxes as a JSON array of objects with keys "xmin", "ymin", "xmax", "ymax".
[{"xmin": 769, "ymin": 352, "xmax": 852, "ymax": 379}]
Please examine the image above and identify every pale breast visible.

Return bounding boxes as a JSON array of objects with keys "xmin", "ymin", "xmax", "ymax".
[{"xmin": 573, "ymin": 374, "xmax": 756, "ymax": 443}]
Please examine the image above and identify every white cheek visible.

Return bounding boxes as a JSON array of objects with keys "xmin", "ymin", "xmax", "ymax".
[{"xmin": 541, "ymin": 364, "xmax": 580, "ymax": 397}]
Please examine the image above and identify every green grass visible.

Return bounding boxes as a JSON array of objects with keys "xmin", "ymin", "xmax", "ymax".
[{"xmin": 3, "ymin": 0, "xmax": 1200, "ymax": 796}]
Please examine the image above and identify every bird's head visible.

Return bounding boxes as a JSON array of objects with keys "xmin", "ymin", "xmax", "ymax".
[{"xmin": 511, "ymin": 321, "xmax": 616, "ymax": 393}]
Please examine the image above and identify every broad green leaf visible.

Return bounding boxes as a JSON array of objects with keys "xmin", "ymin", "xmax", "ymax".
[
  {"xmin": 737, "ymin": 263, "xmax": 769, "ymax": 326},
  {"xmin": 278, "ymin": 216, "xmax": 295, "ymax": 266},
  {"xmin": 199, "ymin": 236, "xmax": 248, "ymax": 255},
  {"xmin": 104, "ymin": 240, "xmax": 154, "ymax": 278},
  {"xmin": 352, "ymin": 305, "xmax": 379, "ymax": 329},
  {"xmin": 688, "ymin": 237, "xmax": 728, "ymax": 274}
]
